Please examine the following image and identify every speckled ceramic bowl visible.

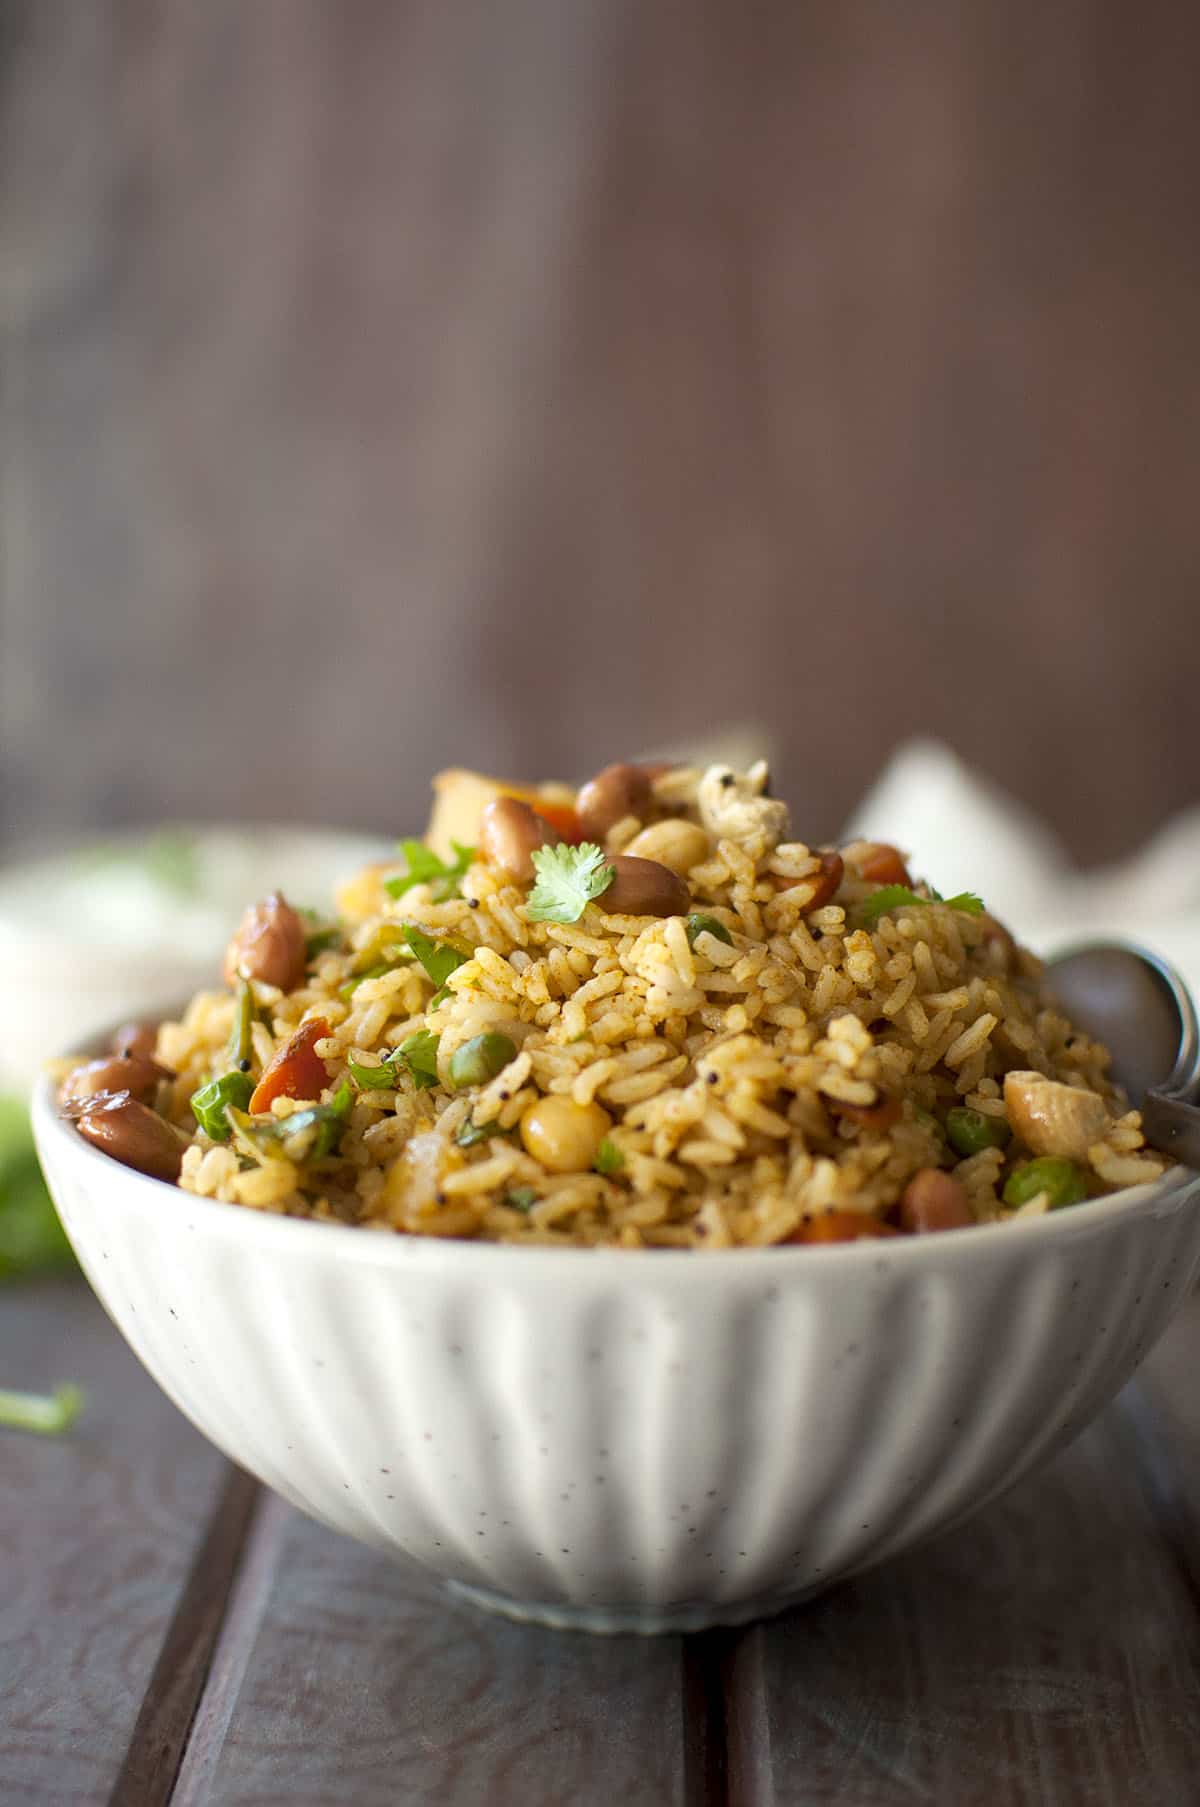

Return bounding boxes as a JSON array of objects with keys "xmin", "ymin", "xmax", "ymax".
[{"xmin": 33, "ymin": 1054, "xmax": 1200, "ymax": 1633}]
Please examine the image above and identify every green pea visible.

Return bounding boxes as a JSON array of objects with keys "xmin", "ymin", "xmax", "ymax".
[
  {"xmin": 448, "ymin": 1032, "xmax": 517, "ymax": 1089},
  {"xmin": 686, "ymin": 913, "xmax": 733, "ymax": 949},
  {"xmin": 190, "ymin": 1070, "xmax": 256, "ymax": 1142},
  {"xmin": 946, "ymin": 1106, "xmax": 1011, "ymax": 1157},
  {"xmin": 1002, "ymin": 1157, "xmax": 1088, "ymax": 1210}
]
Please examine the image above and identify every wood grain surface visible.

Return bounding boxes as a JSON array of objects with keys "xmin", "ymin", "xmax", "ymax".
[
  {"xmin": 0, "ymin": 1281, "xmax": 239, "ymax": 1807},
  {"xmin": 5, "ymin": 1286, "xmax": 1200, "ymax": 1802},
  {"xmin": 3, "ymin": 1, "xmax": 1200, "ymax": 865}
]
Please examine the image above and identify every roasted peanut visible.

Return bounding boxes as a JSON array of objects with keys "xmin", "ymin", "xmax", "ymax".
[
  {"xmin": 222, "ymin": 891, "xmax": 307, "ymax": 992},
  {"xmin": 854, "ymin": 843, "xmax": 912, "ymax": 886},
  {"xmin": 479, "ymin": 796, "xmax": 556, "ymax": 883},
  {"xmin": 900, "ymin": 1168, "xmax": 974, "ymax": 1233},
  {"xmin": 59, "ymin": 1053, "xmax": 169, "ymax": 1111},
  {"xmin": 72, "ymin": 1092, "xmax": 188, "ymax": 1181},
  {"xmin": 576, "ymin": 763, "xmax": 656, "ymax": 842},
  {"xmin": 622, "ymin": 818, "xmax": 710, "ymax": 877},
  {"xmin": 601, "ymin": 855, "xmax": 689, "ymax": 918},
  {"xmin": 520, "ymin": 1096, "xmax": 611, "ymax": 1172},
  {"xmin": 111, "ymin": 1020, "xmax": 159, "ymax": 1060}
]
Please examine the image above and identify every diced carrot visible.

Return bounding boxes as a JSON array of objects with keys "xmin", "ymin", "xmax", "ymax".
[
  {"xmin": 786, "ymin": 1211, "xmax": 898, "ymax": 1244},
  {"xmin": 856, "ymin": 843, "xmax": 912, "ymax": 886},
  {"xmin": 503, "ymin": 786, "xmax": 582, "ymax": 844},
  {"xmin": 248, "ymin": 1018, "xmax": 330, "ymax": 1113}
]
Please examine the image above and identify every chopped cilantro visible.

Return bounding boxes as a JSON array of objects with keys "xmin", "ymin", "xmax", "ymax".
[
  {"xmin": 504, "ymin": 1187, "xmax": 538, "ymax": 1213},
  {"xmin": 190, "ymin": 1071, "xmax": 256, "ymax": 1140},
  {"xmin": 398, "ymin": 1030, "xmax": 441, "ymax": 1091},
  {"xmin": 346, "ymin": 1053, "xmax": 400, "ymax": 1091},
  {"xmin": 526, "ymin": 843, "xmax": 615, "ymax": 924},
  {"xmin": 594, "ymin": 1137, "xmax": 625, "ymax": 1176},
  {"xmin": 402, "ymin": 925, "xmax": 470, "ymax": 994},
  {"xmin": 385, "ymin": 839, "xmax": 476, "ymax": 903},
  {"xmin": 0, "ymin": 1383, "xmax": 84, "ymax": 1437},
  {"xmin": 229, "ymin": 1078, "xmax": 354, "ymax": 1163},
  {"xmin": 861, "ymin": 885, "xmax": 985, "ymax": 927}
]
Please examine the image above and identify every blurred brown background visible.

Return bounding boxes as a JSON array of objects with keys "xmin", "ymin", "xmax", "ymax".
[{"xmin": 3, "ymin": 1, "xmax": 1199, "ymax": 865}]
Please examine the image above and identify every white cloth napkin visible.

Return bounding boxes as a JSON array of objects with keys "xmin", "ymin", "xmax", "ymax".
[{"xmin": 847, "ymin": 740, "xmax": 1200, "ymax": 993}]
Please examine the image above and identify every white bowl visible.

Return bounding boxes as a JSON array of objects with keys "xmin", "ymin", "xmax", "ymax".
[{"xmin": 33, "ymin": 1058, "xmax": 1200, "ymax": 1634}]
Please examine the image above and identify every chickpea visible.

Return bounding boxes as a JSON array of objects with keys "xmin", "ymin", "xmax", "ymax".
[
  {"xmin": 520, "ymin": 1096, "xmax": 611, "ymax": 1173},
  {"xmin": 222, "ymin": 891, "xmax": 307, "ymax": 992},
  {"xmin": 576, "ymin": 763, "xmax": 656, "ymax": 842},
  {"xmin": 72, "ymin": 1092, "xmax": 188, "ymax": 1182},
  {"xmin": 900, "ymin": 1168, "xmax": 974, "ymax": 1233},
  {"xmin": 59, "ymin": 1053, "xmax": 168, "ymax": 1111},
  {"xmin": 478, "ymin": 797, "xmax": 555, "ymax": 883},
  {"xmin": 622, "ymin": 818, "xmax": 710, "ymax": 877},
  {"xmin": 601, "ymin": 855, "xmax": 689, "ymax": 918},
  {"xmin": 111, "ymin": 1020, "xmax": 159, "ymax": 1060}
]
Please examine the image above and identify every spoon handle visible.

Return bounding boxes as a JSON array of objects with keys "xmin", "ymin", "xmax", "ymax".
[{"xmin": 1142, "ymin": 1090, "xmax": 1200, "ymax": 1168}]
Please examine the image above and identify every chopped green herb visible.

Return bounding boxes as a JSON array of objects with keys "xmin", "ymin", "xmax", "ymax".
[
  {"xmin": 190, "ymin": 1071, "xmax": 256, "ymax": 1140},
  {"xmin": 685, "ymin": 913, "xmax": 733, "ymax": 949},
  {"xmin": 402, "ymin": 925, "xmax": 470, "ymax": 993},
  {"xmin": 449, "ymin": 1032, "xmax": 517, "ymax": 1089},
  {"xmin": 0, "ymin": 1382, "xmax": 84, "ymax": 1436},
  {"xmin": 526, "ymin": 843, "xmax": 615, "ymax": 925},
  {"xmin": 385, "ymin": 839, "xmax": 476, "ymax": 903},
  {"xmin": 504, "ymin": 1186, "xmax": 538, "ymax": 1213},
  {"xmin": 346, "ymin": 1053, "xmax": 400, "ymax": 1091},
  {"xmin": 227, "ymin": 979, "xmax": 257, "ymax": 1067},
  {"xmin": 398, "ymin": 1030, "xmax": 441, "ymax": 1091},
  {"xmin": 455, "ymin": 1115, "xmax": 510, "ymax": 1148},
  {"xmin": 945, "ymin": 1105, "xmax": 1011, "ymax": 1158},
  {"xmin": 1003, "ymin": 1157, "xmax": 1088, "ymax": 1210},
  {"xmin": 861, "ymin": 885, "xmax": 985, "ymax": 927},
  {"xmin": 594, "ymin": 1137, "xmax": 625, "ymax": 1176},
  {"xmin": 229, "ymin": 1079, "xmax": 354, "ymax": 1163}
]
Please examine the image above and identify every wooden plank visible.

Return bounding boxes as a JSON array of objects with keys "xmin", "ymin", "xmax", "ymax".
[
  {"xmin": 0, "ymin": 1280, "xmax": 241, "ymax": 1807},
  {"xmin": 742, "ymin": 1396, "xmax": 1200, "ymax": 1805},
  {"xmin": 177, "ymin": 1501, "xmax": 688, "ymax": 1807},
  {"xmin": 4, "ymin": 1, "xmax": 1200, "ymax": 865}
]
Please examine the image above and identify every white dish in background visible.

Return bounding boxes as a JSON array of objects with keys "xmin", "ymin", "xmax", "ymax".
[
  {"xmin": 0, "ymin": 826, "xmax": 386, "ymax": 1091},
  {"xmin": 33, "ymin": 1045, "xmax": 1200, "ymax": 1634}
]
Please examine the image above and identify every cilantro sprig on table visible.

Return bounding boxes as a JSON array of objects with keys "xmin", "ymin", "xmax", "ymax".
[
  {"xmin": 861, "ymin": 885, "xmax": 985, "ymax": 928},
  {"xmin": 526, "ymin": 844, "xmax": 615, "ymax": 925}
]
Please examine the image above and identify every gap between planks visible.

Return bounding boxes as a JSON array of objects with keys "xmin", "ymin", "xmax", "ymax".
[{"xmin": 106, "ymin": 1464, "xmax": 264, "ymax": 1807}]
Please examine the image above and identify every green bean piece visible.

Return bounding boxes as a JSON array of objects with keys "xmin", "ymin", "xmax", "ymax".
[
  {"xmin": 1002, "ymin": 1157, "xmax": 1088, "ymax": 1210},
  {"xmin": 946, "ymin": 1106, "xmax": 1011, "ymax": 1158},
  {"xmin": 190, "ymin": 1071, "xmax": 256, "ymax": 1141},
  {"xmin": 685, "ymin": 913, "xmax": 733, "ymax": 949},
  {"xmin": 449, "ymin": 1032, "xmax": 517, "ymax": 1089},
  {"xmin": 593, "ymin": 1137, "xmax": 625, "ymax": 1175},
  {"xmin": 227, "ymin": 979, "xmax": 257, "ymax": 1068}
]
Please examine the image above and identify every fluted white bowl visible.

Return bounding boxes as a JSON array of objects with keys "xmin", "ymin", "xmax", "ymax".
[{"xmin": 33, "ymin": 1064, "xmax": 1200, "ymax": 1633}]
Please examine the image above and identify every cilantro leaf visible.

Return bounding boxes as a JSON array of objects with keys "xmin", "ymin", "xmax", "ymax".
[
  {"xmin": 455, "ymin": 1115, "xmax": 510, "ymax": 1148},
  {"xmin": 861, "ymin": 885, "xmax": 986, "ymax": 927},
  {"xmin": 398, "ymin": 1030, "xmax": 441, "ymax": 1091},
  {"xmin": 526, "ymin": 843, "xmax": 615, "ymax": 924},
  {"xmin": 402, "ymin": 925, "xmax": 470, "ymax": 992},
  {"xmin": 504, "ymin": 1186, "xmax": 538, "ymax": 1213},
  {"xmin": 346, "ymin": 1053, "xmax": 401, "ymax": 1091},
  {"xmin": 385, "ymin": 840, "xmax": 476, "ymax": 903}
]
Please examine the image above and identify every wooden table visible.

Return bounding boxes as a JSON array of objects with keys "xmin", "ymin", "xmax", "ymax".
[{"xmin": 4, "ymin": 1278, "xmax": 1200, "ymax": 1805}]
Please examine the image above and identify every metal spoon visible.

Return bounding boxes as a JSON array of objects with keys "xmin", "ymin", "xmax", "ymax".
[{"xmin": 1045, "ymin": 942, "xmax": 1200, "ymax": 1166}]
